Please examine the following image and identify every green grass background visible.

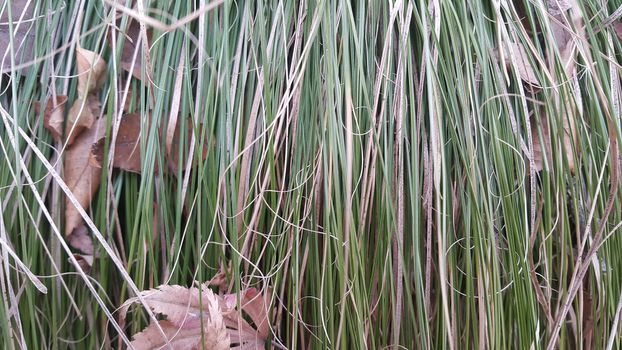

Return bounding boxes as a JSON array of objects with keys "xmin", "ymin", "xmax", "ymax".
[{"xmin": 0, "ymin": 0, "xmax": 621, "ymax": 349}]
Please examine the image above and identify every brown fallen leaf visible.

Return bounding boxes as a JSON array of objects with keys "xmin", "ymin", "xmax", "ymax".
[
  {"xmin": 550, "ymin": 20, "xmax": 574, "ymax": 73},
  {"xmin": 530, "ymin": 100, "xmax": 578, "ymax": 173},
  {"xmin": 126, "ymin": 285, "xmax": 223, "ymax": 329},
  {"xmin": 204, "ymin": 294, "xmax": 231, "ymax": 350},
  {"xmin": 67, "ymin": 224, "xmax": 94, "ymax": 254},
  {"xmin": 39, "ymin": 42, "xmax": 109, "ymax": 246},
  {"xmin": 65, "ymin": 96, "xmax": 100, "ymax": 145},
  {"xmin": 0, "ymin": 0, "xmax": 35, "ymax": 73},
  {"xmin": 547, "ymin": 0, "xmax": 582, "ymax": 77},
  {"xmin": 531, "ymin": 109, "xmax": 553, "ymax": 172},
  {"xmin": 505, "ymin": 1, "xmax": 580, "ymax": 90},
  {"xmin": 34, "ymin": 95, "xmax": 68, "ymax": 143},
  {"xmin": 547, "ymin": 0, "xmax": 572, "ymax": 16},
  {"xmin": 90, "ymin": 115, "xmax": 209, "ymax": 175},
  {"xmin": 224, "ymin": 287, "xmax": 271, "ymax": 341},
  {"xmin": 123, "ymin": 284, "xmax": 271, "ymax": 350},
  {"xmin": 72, "ymin": 253, "xmax": 94, "ymax": 273},
  {"xmin": 64, "ymin": 118, "xmax": 106, "ymax": 238},
  {"xmin": 36, "ymin": 95, "xmax": 100, "ymax": 145},
  {"xmin": 90, "ymin": 113, "xmax": 143, "ymax": 173},
  {"xmin": 513, "ymin": 1, "xmax": 572, "ymax": 31},
  {"xmin": 132, "ymin": 320, "xmax": 230, "ymax": 350},
  {"xmin": 207, "ymin": 263, "xmax": 231, "ymax": 293},
  {"xmin": 513, "ymin": 1, "xmax": 538, "ymax": 35},
  {"xmin": 76, "ymin": 45, "xmax": 107, "ymax": 97},
  {"xmin": 613, "ymin": 21, "xmax": 622, "ymax": 41},
  {"xmin": 505, "ymin": 1, "xmax": 581, "ymax": 173},
  {"xmin": 108, "ymin": 19, "xmax": 152, "ymax": 80},
  {"xmin": 131, "ymin": 290, "xmax": 230, "ymax": 350},
  {"xmin": 505, "ymin": 40, "xmax": 541, "ymax": 88}
]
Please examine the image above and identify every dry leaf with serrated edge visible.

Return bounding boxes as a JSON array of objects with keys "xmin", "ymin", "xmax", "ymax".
[
  {"xmin": 205, "ymin": 291, "xmax": 230, "ymax": 350},
  {"xmin": 34, "ymin": 95, "xmax": 68, "ymax": 142},
  {"xmin": 123, "ymin": 284, "xmax": 270, "ymax": 350},
  {"xmin": 123, "ymin": 285, "xmax": 223, "ymax": 328},
  {"xmin": 90, "ymin": 113, "xmax": 142, "ymax": 173},
  {"xmin": 76, "ymin": 46, "xmax": 107, "ymax": 97},
  {"xmin": 130, "ymin": 319, "xmax": 212, "ymax": 350},
  {"xmin": 131, "ymin": 289, "xmax": 230, "ymax": 350},
  {"xmin": 64, "ymin": 118, "xmax": 106, "ymax": 238}
]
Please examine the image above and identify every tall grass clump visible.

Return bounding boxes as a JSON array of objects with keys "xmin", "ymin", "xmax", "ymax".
[{"xmin": 0, "ymin": 0, "xmax": 621, "ymax": 349}]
